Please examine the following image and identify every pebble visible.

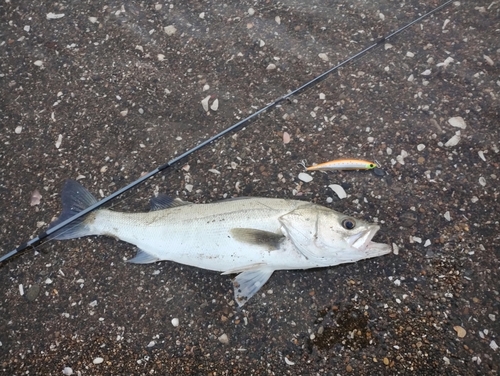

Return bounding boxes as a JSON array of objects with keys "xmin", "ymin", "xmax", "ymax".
[
  {"xmin": 164, "ymin": 25, "xmax": 177, "ymax": 35},
  {"xmin": 298, "ymin": 172, "xmax": 313, "ymax": 183},
  {"xmin": 88, "ymin": 17, "xmax": 98, "ymax": 24},
  {"xmin": 62, "ymin": 367, "xmax": 73, "ymax": 375},
  {"xmin": 417, "ymin": 144, "xmax": 425, "ymax": 151},
  {"xmin": 478, "ymin": 151, "xmax": 486, "ymax": 161},
  {"xmin": 93, "ymin": 357, "xmax": 104, "ymax": 365},
  {"xmin": 55, "ymin": 134, "xmax": 63, "ymax": 148},
  {"xmin": 328, "ymin": 184, "xmax": 347, "ymax": 199},
  {"xmin": 248, "ymin": 8, "xmax": 255, "ymax": 16},
  {"xmin": 266, "ymin": 63, "xmax": 276, "ymax": 70},
  {"xmin": 15, "ymin": 126, "xmax": 22, "ymax": 134},
  {"xmin": 448, "ymin": 116, "xmax": 467, "ymax": 129},
  {"xmin": 453, "ymin": 325, "xmax": 466, "ymax": 338},
  {"xmin": 479, "ymin": 177, "xmax": 486, "ymax": 186},
  {"xmin": 318, "ymin": 53, "xmax": 329, "ymax": 61},
  {"xmin": 421, "ymin": 69, "xmax": 432, "ymax": 76},
  {"xmin": 171, "ymin": 318, "xmax": 179, "ymax": 327},
  {"xmin": 218, "ymin": 333, "xmax": 229, "ymax": 344},
  {"xmin": 436, "ymin": 56, "xmax": 454, "ymax": 67},
  {"xmin": 490, "ymin": 340, "xmax": 498, "ymax": 351}
]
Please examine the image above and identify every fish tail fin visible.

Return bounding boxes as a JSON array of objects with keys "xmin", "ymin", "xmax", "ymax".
[{"xmin": 47, "ymin": 180, "xmax": 98, "ymax": 240}]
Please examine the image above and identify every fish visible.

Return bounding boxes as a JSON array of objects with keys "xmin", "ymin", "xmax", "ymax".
[
  {"xmin": 306, "ymin": 158, "xmax": 378, "ymax": 171},
  {"xmin": 48, "ymin": 180, "xmax": 391, "ymax": 306}
]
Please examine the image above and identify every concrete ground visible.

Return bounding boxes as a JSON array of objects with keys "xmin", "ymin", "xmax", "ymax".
[{"xmin": 0, "ymin": 0, "xmax": 498, "ymax": 374}]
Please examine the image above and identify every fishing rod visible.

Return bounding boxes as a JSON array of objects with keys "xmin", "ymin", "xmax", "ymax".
[{"xmin": 0, "ymin": 0, "xmax": 453, "ymax": 264}]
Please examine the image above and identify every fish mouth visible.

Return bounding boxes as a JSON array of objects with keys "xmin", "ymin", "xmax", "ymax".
[{"xmin": 347, "ymin": 225, "xmax": 392, "ymax": 256}]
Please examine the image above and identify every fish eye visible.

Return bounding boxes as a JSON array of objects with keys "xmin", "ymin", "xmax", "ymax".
[{"xmin": 342, "ymin": 218, "xmax": 356, "ymax": 230}]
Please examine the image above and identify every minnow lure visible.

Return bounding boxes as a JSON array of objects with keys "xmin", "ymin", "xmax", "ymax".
[{"xmin": 307, "ymin": 159, "xmax": 378, "ymax": 171}]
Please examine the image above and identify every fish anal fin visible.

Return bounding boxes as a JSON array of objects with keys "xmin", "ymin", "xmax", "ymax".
[
  {"xmin": 127, "ymin": 249, "xmax": 160, "ymax": 264},
  {"xmin": 231, "ymin": 267, "xmax": 275, "ymax": 307},
  {"xmin": 150, "ymin": 195, "xmax": 190, "ymax": 211},
  {"xmin": 230, "ymin": 228, "xmax": 284, "ymax": 251}
]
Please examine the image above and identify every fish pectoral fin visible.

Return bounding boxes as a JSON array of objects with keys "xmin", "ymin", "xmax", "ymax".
[
  {"xmin": 127, "ymin": 249, "xmax": 160, "ymax": 264},
  {"xmin": 232, "ymin": 267, "xmax": 275, "ymax": 307},
  {"xmin": 230, "ymin": 228, "xmax": 284, "ymax": 251},
  {"xmin": 150, "ymin": 195, "xmax": 190, "ymax": 211}
]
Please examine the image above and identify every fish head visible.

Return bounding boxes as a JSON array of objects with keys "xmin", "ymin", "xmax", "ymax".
[{"xmin": 279, "ymin": 204, "xmax": 391, "ymax": 266}]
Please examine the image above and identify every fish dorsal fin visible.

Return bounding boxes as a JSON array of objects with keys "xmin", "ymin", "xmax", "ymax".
[
  {"xmin": 150, "ymin": 195, "xmax": 190, "ymax": 211},
  {"xmin": 230, "ymin": 228, "xmax": 284, "ymax": 251}
]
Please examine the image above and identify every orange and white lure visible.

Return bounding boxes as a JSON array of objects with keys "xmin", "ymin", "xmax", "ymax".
[{"xmin": 306, "ymin": 159, "xmax": 378, "ymax": 171}]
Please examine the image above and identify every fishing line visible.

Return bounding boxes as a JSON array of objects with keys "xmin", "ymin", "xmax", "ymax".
[{"xmin": 0, "ymin": 0, "xmax": 454, "ymax": 264}]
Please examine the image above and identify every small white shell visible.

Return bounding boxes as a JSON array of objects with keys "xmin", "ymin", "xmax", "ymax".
[
  {"xmin": 444, "ymin": 133, "xmax": 460, "ymax": 147},
  {"xmin": 443, "ymin": 211, "xmax": 451, "ymax": 221},
  {"xmin": 298, "ymin": 173, "xmax": 313, "ymax": 183},
  {"xmin": 284, "ymin": 357, "xmax": 295, "ymax": 365},
  {"xmin": 328, "ymin": 184, "xmax": 347, "ymax": 199},
  {"xmin": 210, "ymin": 98, "xmax": 219, "ymax": 111},
  {"xmin": 93, "ymin": 357, "xmax": 104, "ymax": 365},
  {"xmin": 283, "ymin": 132, "xmax": 290, "ymax": 144},
  {"xmin": 201, "ymin": 96, "xmax": 210, "ymax": 112},
  {"xmin": 171, "ymin": 318, "xmax": 179, "ymax": 327}
]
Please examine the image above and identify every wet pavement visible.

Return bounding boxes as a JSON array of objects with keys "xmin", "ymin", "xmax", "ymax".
[{"xmin": 0, "ymin": 0, "xmax": 499, "ymax": 374}]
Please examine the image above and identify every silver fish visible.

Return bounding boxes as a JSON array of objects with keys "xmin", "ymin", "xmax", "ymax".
[{"xmin": 49, "ymin": 180, "xmax": 391, "ymax": 306}]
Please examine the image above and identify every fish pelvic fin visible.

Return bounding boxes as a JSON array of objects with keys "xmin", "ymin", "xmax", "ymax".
[
  {"xmin": 47, "ymin": 179, "xmax": 97, "ymax": 240},
  {"xmin": 231, "ymin": 266, "xmax": 275, "ymax": 307}
]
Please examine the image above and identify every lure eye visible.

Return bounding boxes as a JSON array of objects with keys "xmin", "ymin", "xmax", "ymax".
[{"xmin": 342, "ymin": 218, "xmax": 356, "ymax": 230}]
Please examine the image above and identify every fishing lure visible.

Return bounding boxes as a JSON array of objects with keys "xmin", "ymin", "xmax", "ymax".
[
  {"xmin": 0, "ymin": 0, "xmax": 454, "ymax": 263},
  {"xmin": 307, "ymin": 159, "xmax": 378, "ymax": 171}
]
